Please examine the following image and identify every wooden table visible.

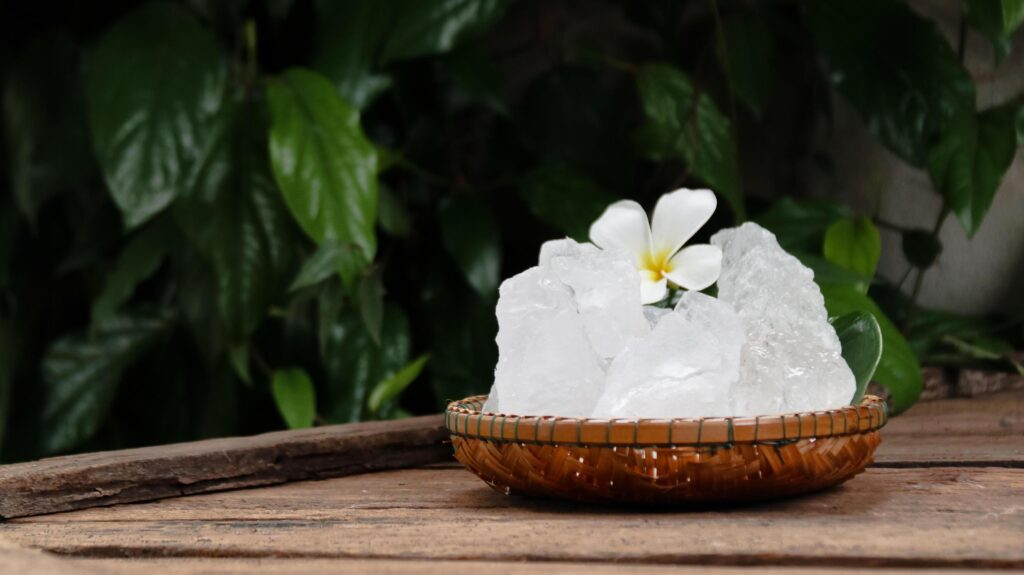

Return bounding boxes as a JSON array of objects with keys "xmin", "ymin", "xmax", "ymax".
[{"xmin": 0, "ymin": 392, "xmax": 1021, "ymax": 574}]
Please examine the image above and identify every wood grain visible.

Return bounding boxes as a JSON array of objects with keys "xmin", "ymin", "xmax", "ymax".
[
  {"xmin": 3, "ymin": 466, "xmax": 1023, "ymax": 569},
  {"xmin": 68, "ymin": 557, "xmax": 1010, "ymax": 575},
  {"xmin": 1, "ymin": 392, "xmax": 1022, "ymax": 572},
  {"xmin": 0, "ymin": 391, "xmax": 1020, "ymax": 521},
  {"xmin": 0, "ymin": 415, "xmax": 450, "ymax": 520},
  {"xmin": 0, "ymin": 536, "xmax": 111, "ymax": 575},
  {"xmin": 874, "ymin": 390, "xmax": 1024, "ymax": 466}
]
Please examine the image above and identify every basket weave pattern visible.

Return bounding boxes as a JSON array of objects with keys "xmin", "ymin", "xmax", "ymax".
[{"xmin": 447, "ymin": 395, "xmax": 886, "ymax": 504}]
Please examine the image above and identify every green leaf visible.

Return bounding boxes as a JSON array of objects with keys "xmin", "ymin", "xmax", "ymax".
[
  {"xmin": 820, "ymin": 285, "xmax": 922, "ymax": 414},
  {"xmin": 289, "ymin": 241, "xmax": 363, "ymax": 293},
  {"xmin": 519, "ymin": 66, "xmax": 635, "ymax": 189},
  {"xmin": 268, "ymin": 69, "xmax": 378, "ymax": 276},
  {"xmin": 795, "ymin": 252, "xmax": 872, "ymax": 295},
  {"xmin": 358, "ymin": 269, "xmax": 385, "ymax": 344},
  {"xmin": 228, "ymin": 343, "xmax": 251, "ymax": 386},
  {"xmin": 718, "ymin": 13, "xmax": 775, "ymax": 119},
  {"xmin": 3, "ymin": 33, "xmax": 94, "ymax": 224},
  {"xmin": 901, "ymin": 229, "xmax": 943, "ymax": 269},
  {"xmin": 963, "ymin": 0, "xmax": 1024, "ymax": 61},
  {"xmin": 377, "ymin": 183, "xmax": 412, "ymax": 238},
  {"xmin": 271, "ymin": 368, "xmax": 316, "ymax": 429},
  {"xmin": 756, "ymin": 198, "xmax": 852, "ymax": 253},
  {"xmin": 832, "ymin": 311, "xmax": 883, "ymax": 404},
  {"xmin": 378, "ymin": 0, "xmax": 508, "ymax": 63},
  {"xmin": 176, "ymin": 97, "xmax": 294, "ymax": 343},
  {"xmin": 321, "ymin": 304, "xmax": 411, "ymax": 422},
  {"xmin": 312, "ymin": 0, "xmax": 507, "ymax": 108},
  {"xmin": 805, "ymin": 0, "xmax": 975, "ymax": 165},
  {"xmin": 312, "ymin": 1, "xmax": 393, "ymax": 109},
  {"xmin": 520, "ymin": 165, "xmax": 617, "ymax": 242},
  {"xmin": 367, "ymin": 353, "xmax": 430, "ymax": 415},
  {"xmin": 86, "ymin": 3, "xmax": 226, "ymax": 228},
  {"xmin": 424, "ymin": 271, "xmax": 497, "ymax": 407},
  {"xmin": 928, "ymin": 102, "xmax": 1021, "ymax": 237},
  {"xmin": 41, "ymin": 311, "xmax": 172, "ymax": 455},
  {"xmin": 823, "ymin": 217, "xmax": 882, "ymax": 278},
  {"xmin": 906, "ymin": 308, "xmax": 1018, "ymax": 369},
  {"xmin": 636, "ymin": 63, "xmax": 745, "ymax": 220},
  {"xmin": 91, "ymin": 219, "xmax": 174, "ymax": 324},
  {"xmin": 439, "ymin": 196, "xmax": 501, "ymax": 298}
]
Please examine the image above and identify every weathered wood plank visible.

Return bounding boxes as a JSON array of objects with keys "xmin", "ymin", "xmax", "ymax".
[
  {"xmin": 881, "ymin": 391, "xmax": 1023, "ymax": 437},
  {"xmin": 874, "ymin": 435, "xmax": 1024, "ymax": 466},
  {"xmin": 874, "ymin": 390, "xmax": 1024, "ymax": 466},
  {"xmin": 0, "ymin": 537, "xmax": 110, "ymax": 575},
  {"xmin": 0, "ymin": 415, "xmax": 450, "ymax": 520},
  {"xmin": 69, "ymin": 557, "xmax": 1010, "ymax": 575},
  {"xmin": 3, "ymin": 467, "xmax": 1022, "ymax": 569},
  {"xmin": 1, "ymin": 392, "xmax": 1020, "ymax": 522}
]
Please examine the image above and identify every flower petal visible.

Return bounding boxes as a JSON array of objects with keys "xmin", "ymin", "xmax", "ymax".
[
  {"xmin": 589, "ymin": 200, "xmax": 652, "ymax": 262},
  {"xmin": 650, "ymin": 188, "xmax": 717, "ymax": 256},
  {"xmin": 665, "ymin": 244, "xmax": 722, "ymax": 291},
  {"xmin": 640, "ymin": 272, "xmax": 668, "ymax": 304}
]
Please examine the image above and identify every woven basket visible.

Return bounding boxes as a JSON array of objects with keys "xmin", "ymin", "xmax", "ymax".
[{"xmin": 446, "ymin": 395, "xmax": 887, "ymax": 504}]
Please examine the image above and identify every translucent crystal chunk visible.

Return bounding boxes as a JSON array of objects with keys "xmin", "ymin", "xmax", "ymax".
[
  {"xmin": 592, "ymin": 292, "xmax": 744, "ymax": 419},
  {"xmin": 711, "ymin": 222, "xmax": 855, "ymax": 415},
  {"xmin": 491, "ymin": 266, "xmax": 607, "ymax": 417}
]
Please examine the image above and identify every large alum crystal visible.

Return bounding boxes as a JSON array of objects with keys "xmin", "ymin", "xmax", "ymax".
[
  {"xmin": 539, "ymin": 238, "xmax": 649, "ymax": 359},
  {"xmin": 711, "ymin": 222, "xmax": 855, "ymax": 415},
  {"xmin": 490, "ymin": 266, "xmax": 607, "ymax": 417},
  {"xmin": 591, "ymin": 292, "xmax": 744, "ymax": 419}
]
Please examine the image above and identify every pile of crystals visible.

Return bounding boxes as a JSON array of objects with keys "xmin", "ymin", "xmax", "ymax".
[{"xmin": 482, "ymin": 222, "xmax": 855, "ymax": 418}]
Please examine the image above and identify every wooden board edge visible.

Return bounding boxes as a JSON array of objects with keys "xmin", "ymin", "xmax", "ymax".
[{"xmin": 0, "ymin": 415, "xmax": 451, "ymax": 520}]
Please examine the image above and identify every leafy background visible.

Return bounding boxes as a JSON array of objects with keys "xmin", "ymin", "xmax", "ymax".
[{"xmin": 1, "ymin": 0, "xmax": 1022, "ymax": 461}]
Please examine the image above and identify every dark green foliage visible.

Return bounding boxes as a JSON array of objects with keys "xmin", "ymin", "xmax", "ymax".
[
  {"xmin": 85, "ymin": 3, "xmax": 227, "ymax": 228},
  {"xmin": 267, "ymin": 69, "xmax": 378, "ymax": 281},
  {"xmin": 832, "ymin": 312, "xmax": 883, "ymax": 404},
  {"xmin": 0, "ymin": 0, "xmax": 1020, "ymax": 460},
  {"xmin": 821, "ymin": 285, "xmax": 922, "ymax": 414},
  {"xmin": 928, "ymin": 101, "xmax": 1023, "ymax": 236},
  {"xmin": 805, "ymin": 0, "xmax": 975, "ymax": 166},
  {"xmin": 521, "ymin": 165, "xmax": 616, "ymax": 242},
  {"xmin": 272, "ymin": 368, "xmax": 316, "ymax": 429},
  {"xmin": 963, "ymin": 0, "xmax": 1024, "ymax": 60},
  {"xmin": 636, "ymin": 64, "xmax": 744, "ymax": 220},
  {"xmin": 823, "ymin": 217, "xmax": 882, "ymax": 278},
  {"xmin": 40, "ymin": 311, "xmax": 174, "ymax": 455},
  {"xmin": 439, "ymin": 195, "xmax": 501, "ymax": 299}
]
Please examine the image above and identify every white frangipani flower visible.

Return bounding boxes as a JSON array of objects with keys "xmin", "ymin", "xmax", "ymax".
[{"xmin": 589, "ymin": 188, "xmax": 722, "ymax": 304}]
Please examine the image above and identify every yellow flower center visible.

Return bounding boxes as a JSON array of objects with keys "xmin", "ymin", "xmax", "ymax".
[{"xmin": 639, "ymin": 248, "xmax": 674, "ymax": 282}]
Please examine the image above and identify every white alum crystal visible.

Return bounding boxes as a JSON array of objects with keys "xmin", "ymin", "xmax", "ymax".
[
  {"xmin": 642, "ymin": 305, "xmax": 671, "ymax": 328},
  {"xmin": 540, "ymin": 238, "xmax": 649, "ymax": 359},
  {"xmin": 592, "ymin": 292, "xmax": 744, "ymax": 419},
  {"xmin": 489, "ymin": 266, "xmax": 607, "ymax": 417},
  {"xmin": 711, "ymin": 222, "xmax": 855, "ymax": 415},
  {"xmin": 486, "ymin": 225, "xmax": 855, "ymax": 419}
]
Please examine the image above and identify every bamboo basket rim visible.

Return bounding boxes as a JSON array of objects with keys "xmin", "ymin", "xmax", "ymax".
[{"xmin": 445, "ymin": 395, "xmax": 887, "ymax": 448}]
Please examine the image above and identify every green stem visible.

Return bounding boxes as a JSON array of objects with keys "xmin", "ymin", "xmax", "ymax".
[{"xmin": 903, "ymin": 205, "xmax": 949, "ymax": 331}]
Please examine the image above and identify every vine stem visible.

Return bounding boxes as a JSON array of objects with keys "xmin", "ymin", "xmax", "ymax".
[
  {"xmin": 903, "ymin": 205, "xmax": 949, "ymax": 331},
  {"xmin": 903, "ymin": 7, "xmax": 966, "ymax": 331}
]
